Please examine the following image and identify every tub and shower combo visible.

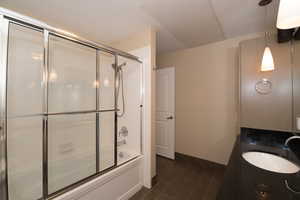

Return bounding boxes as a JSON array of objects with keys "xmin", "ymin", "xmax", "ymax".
[{"xmin": 0, "ymin": 8, "xmax": 144, "ymax": 200}]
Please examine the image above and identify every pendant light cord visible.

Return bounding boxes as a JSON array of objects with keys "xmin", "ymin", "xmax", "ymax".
[{"xmin": 264, "ymin": 5, "xmax": 268, "ymax": 47}]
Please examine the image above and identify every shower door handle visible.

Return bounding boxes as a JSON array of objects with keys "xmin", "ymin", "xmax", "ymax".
[{"xmin": 166, "ymin": 116, "xmax": 173, "ymax": 120}]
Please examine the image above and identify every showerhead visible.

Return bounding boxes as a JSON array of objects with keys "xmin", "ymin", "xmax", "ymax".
[
  {"xmin": 112, "ymin": 62, "xmax": 126, "ymax": 71},
  {"xmin": 259, "ymin": 0, "xmax": 272, "ymax": 6},
  {"xmin": 119, "ymin": 62, "xmax": 127, "ymax": 68}
]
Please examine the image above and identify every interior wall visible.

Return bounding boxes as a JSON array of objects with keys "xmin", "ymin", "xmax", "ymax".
[
  {"xmin": 117, "ymin": 56, "xmax": 142, "ymax": 158},
  {"xmin": 150, "ymin": 29, "xmax": 156, "ymax": 179},
  {"xmin": 157, "ymin": 33, "xmax": 262, "ymax": 165},
  {"xmin": 110, "ymin": 27, "xmax": 157, "ymax": 185},
  {"xmin": 110, "ymin": 28, "xmax": 154, "ymax": 52},
  {"xmin": 240, "ymin": 36, "xmax": 292, "ymax": 132}
]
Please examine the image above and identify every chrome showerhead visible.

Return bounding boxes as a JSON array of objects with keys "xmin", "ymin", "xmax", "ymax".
[
  {"xmin": 118, "ymin": 62, "xmax": 127, "ymax": 68},
  {"xmin": 259, "ymin": 0, "xmax": 272, "ymax": 6},
  {"xmin": 112, "ymin": 62, "xmax": 126, "ymax": 71}
]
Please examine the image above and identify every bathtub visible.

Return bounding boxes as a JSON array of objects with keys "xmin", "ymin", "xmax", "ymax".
[
  {"xmin": 99, "ymin": 145, "xmax": 141, "ymax": 168},
  {"xmin": 117, "ymin": 147, "xmax": 140, "ymax": 166},
  {"xmin": 54, "ymin": 155, "xmax": 143, "ymax": 200}
]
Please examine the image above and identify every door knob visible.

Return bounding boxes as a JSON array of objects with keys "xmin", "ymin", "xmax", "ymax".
[{"xmin": 166, "ymin": 116, "xmax": 173, "ymax": 120}]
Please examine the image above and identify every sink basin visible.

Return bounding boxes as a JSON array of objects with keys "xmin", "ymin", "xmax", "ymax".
[{"xmin": 242, "ymin": 151, "xmax": 300, "ymax": 174}]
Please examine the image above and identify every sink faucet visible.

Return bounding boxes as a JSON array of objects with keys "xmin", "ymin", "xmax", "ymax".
[{"xmin": 285, "ymin": 136, "xmax": 300, "ymax": 147}]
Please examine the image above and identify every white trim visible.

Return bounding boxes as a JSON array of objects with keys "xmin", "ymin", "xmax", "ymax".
[
  {"xmin": 118, "ymin": 182, "xmax": 143, "ymax": 200},
  {"xmin": 129, "ymin": 46, "xmax": 152, "ymax": 188}
]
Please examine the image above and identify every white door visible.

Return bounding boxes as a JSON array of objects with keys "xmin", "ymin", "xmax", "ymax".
[{"xmin": 156, "ymin": 67, "xmax": 175, "ymax": 159}]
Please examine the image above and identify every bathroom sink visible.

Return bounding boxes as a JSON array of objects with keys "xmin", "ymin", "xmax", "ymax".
[{"xmin": 242, "ymin": 151, "xmax": 300, "ymax": 174}]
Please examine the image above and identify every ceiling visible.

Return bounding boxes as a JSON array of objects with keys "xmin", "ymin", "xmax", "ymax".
[{"xmin": 0, "ymin": 0, "xmax": 279, "ymax": 54}]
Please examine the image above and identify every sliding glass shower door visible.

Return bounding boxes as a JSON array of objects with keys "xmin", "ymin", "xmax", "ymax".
[
  {"xmin": 5, "ymin": 23, "xmax": 118, "ymax": 199},
  {"xmin": 6, "ymin": 23, "xmax": 44, "ymax": 200},
  {"xmin": 47, "ymin": 35, "xmax": 97, "ymax": 194},
  {"xmin": 1, "ymin": 14, "xmax": 142, "ymax": 199},
  {"xmin": 98, "ymin": 51, "xmax": 116, "ymax": 171}
]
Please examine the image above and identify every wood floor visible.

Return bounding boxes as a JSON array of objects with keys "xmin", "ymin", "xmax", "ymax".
[{"xmin": 130, "ymin": 154, "xmax": 226, "ymax": 200}]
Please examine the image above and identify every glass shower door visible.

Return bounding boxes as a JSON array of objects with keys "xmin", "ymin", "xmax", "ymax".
[
  {"xmin": 47, "ymin": 35, "xmax": 97, "ymax": 194},
  {"xmin": 2, "ymin": 15, "xmax": 140, "ymax": 200},
  {"xmin": 6, "ymin": 23, "xmax": 44, "ymax": 200},
  {"xmin": 98, "ymin": 51, "xmax": 116, "ymax": 171}
]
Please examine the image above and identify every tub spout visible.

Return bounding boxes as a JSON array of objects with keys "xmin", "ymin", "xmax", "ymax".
[{"xmin": 117, "ymin": 139, "xmax": 126, "ymax": 146}]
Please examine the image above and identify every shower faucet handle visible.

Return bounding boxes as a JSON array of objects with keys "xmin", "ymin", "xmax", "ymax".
[
  {"xmin": 166, "ymin": 116, "xmax": 173, "ymax": 120},
  {"xmin": 119, "ymin": 126, "xmax": 128, "ymax": 137}
]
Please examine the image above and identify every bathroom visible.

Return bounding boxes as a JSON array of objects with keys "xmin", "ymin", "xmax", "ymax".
[{"xmin": 0, "ymin": 0, "xmax": 300, "ymax": 200}]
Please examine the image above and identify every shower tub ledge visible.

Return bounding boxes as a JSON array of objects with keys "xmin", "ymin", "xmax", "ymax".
[{"xmin": 54, "ymin": 156, "xmax": 143, "ymax": 200}]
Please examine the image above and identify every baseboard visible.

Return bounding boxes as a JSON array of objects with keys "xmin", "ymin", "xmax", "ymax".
[
  {"xmin": 151, "ymin": 175, "xmax": 158, "ymax": 187},
  {"xmin": 156, "ymin": 154, "xmax": 174, "ymax": 161},
  {"xmin": 175, "ymin": 152, "xmax": 226, "ymax": 168},
  {"xmin": 118, "ymin": 182, "xmax": 143, "ymax": 200}
]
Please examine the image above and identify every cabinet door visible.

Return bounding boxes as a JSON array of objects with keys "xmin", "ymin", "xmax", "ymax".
[{"xmin": 240, "ymin": 36, "xmax": 292, "ymax": 131}]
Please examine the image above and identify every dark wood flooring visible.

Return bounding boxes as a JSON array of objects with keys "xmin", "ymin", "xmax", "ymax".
[{"xmin": 130, "ymin": 153, "xmax": 226, "ymax": 200}]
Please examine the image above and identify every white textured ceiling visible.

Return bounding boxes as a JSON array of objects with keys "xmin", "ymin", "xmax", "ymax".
[{"xmin": 0, "ymin": 0, "xmax": 279, "ymax": 54}]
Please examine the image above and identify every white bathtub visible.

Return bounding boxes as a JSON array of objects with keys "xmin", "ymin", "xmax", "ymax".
[
  {"xmin": 55, "ymin": 156, "xmax": 143, "ymax": 200},
  {"xmin": 99, "ymin": 145, "xmax": 141, "ymax": 168},
  {"xmin": 117, "ymin": 148, "xmax": 140, "ymax": 166}
]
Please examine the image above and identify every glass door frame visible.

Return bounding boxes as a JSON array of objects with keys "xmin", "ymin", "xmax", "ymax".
[
  {"xmin": 0, "ymin": 14, "xmax": 143, "ymax": 200},
  {"xmin": 0, "ymin": 15, "xmax": 9, "ymax": 200}
]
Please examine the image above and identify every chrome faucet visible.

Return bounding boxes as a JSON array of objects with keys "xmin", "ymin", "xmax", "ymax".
[
  {"xmin": 284, "ymin": 136, "xmax": 300, "ymax": 146},
  {"xmin": 119, "ymin": 126, "xmax": 128, "ymax": 137}
]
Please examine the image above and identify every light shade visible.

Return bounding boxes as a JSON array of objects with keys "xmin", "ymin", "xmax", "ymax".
[
  {"xmin": 261, "ymin": 46, "xmax": 275, "ymax": 71},
  {"xmin": 277, "ymin": 0, "xmax": 300, "ymax": 29}
]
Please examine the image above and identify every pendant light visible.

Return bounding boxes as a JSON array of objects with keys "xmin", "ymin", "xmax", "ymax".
[
  {"xmin": 277, "ymin": 0, "xmax": 300, "ymax": 29},
  {"xmin": 260, "ymin": 0, "xmax": 275, "ymax": 72},
  {"xmin": 261, "ymin": 45, "xmax": 275, "ymax": 71}
]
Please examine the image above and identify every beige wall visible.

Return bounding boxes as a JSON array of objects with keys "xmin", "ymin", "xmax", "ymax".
[
  {"xmin": 157, "ymin": 33, "xmax": 262, "ymax": 165},
  {"xmin": 111, "ymin": 27, "xmax": 157, "ymax": 179},
  {"xmin": 110, "ymin": 28, "xmax": 154, "ymax": 52},
  {"xmin": 149, "ymin": 29, "xmax": 157, "ymax": 178},
  {"xmin": 240, "ymin": 36, "xmax": 292, "ymax": 132}
]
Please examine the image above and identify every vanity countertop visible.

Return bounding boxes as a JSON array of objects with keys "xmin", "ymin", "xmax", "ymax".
[{"xmin": 217, "ymin": 128, "xmax": 300, "ymax": 200}]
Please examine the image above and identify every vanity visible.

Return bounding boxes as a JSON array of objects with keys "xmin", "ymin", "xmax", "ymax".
[
  {"xmin": 217, "ymin": 128, "xmax": 300, "ymax": 200},
  {"xmin": 217, "ymin": 35, "xmax": 300, "ymax": 199}
]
